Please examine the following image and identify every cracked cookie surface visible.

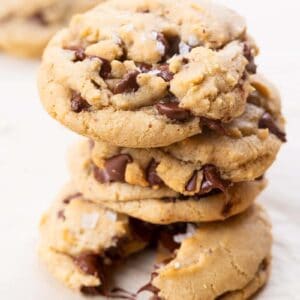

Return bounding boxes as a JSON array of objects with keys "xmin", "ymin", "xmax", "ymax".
[
  {"xmin": 0, "ymin": 0, "xmax": 103, "ymax": 57},
  {"xmin": 147, "ymin": 205, "xmax": 272, "ymax": 300},
  {"xmin": 38, "ymin": 0, "xmax": 257, "ymax": 147}
]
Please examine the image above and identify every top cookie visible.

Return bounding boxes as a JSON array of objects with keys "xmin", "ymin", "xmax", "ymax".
[
  {"xmin": 38, "ymin": 0, "xmax": 257, "ymax": 147},
  {"xmin": 0, "ymin": 0, "xmax": 103, "ymax": 57}
]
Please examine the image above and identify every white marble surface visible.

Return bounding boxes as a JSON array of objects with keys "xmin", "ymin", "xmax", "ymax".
[{"xmin": 0, "ymin": 0, "xmax": 299, "ymax": 299}]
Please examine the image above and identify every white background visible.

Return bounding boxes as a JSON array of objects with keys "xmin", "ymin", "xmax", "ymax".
[{"xmin": 0, "ymin": 0, "xmax": 299, "ymax": 299}]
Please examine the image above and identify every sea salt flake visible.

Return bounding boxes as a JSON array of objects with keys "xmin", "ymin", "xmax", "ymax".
[
  {"xmin": 151, "ymin": 31, "xmax": 158, "ymax": 40},
  {"xmin": 188, "ymin": 35, "xmax": 200, "ymax": 47},
  {"xmin": 173, "ymin": 224, "xmax": 197, "ymax": 243},
  {"xmin": 174, "ymin": 262, "xmax": 181, "ymax": 269},
  {"xmin": 106, "ymin": 210, "xmax": 117, "ymax": 222},
  {"xmin": 179, "ymin": 41, "xmax": 190, "ymax": 55},
  {"xmin": 148, "ymin": 70, "xmax": 161, "ymax": 76},
  {"xmin": 81, "ymin": 213, "xmax": 99, "ymax": 229},
  {"xmin": 112, "ymin": 34, "xmax": 122, "ymax": 45},
  {"xmin": 123, "ymin": 24, "xmax": 134, "ymax": 32},
  {"xmin": 156, "ymin": 41, "xmax": 166, "ymax": 55}
]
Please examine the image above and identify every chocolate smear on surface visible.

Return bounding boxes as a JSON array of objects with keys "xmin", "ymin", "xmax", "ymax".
[
  {"xmin": 146, "ymin": 159, "xmax": 164, "ymax": 187},
  {"xmin": 259, "ymin": 112, "xmax": 287, "ymax": 142},
  {"xmin": 156, "ymin": 102, "xmax": 191, "ymax": 121},
  {"xmin": 93, "ymin": 154, "xmax": 133, "ymax": 183},
  {"xmin": 185, "ymin": 171, "xmax": 198, "ymax": 192},
  {"xmin": 199, "ymin": 165, "xmax": 231, "ymax": 195},
  {"xmin": 201, "ymin": 117, "xmax": 228, "ymax": 135},
  {"xmin": 70, "ymin": 92, "xmax": 90, "ymax": 113},
  {"xmin": 80, "ymin": 285, "xmax": 105, "ymax": 296},
  {"xmin": 63, "ymin": 192, "xmax": 82, "ymax": 204},
  {"xmin": 113, "ymin": 70, "xmax": 140, "ymax": 94}
]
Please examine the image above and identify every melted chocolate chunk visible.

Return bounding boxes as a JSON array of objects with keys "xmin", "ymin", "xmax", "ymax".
[
  {"xmin": 138, "ymin": 63, "xmax": 152, "ymax": 73},
  {"xmin": 156, "ymin": 102, "xmax": 191, "ymax": 121},
  {"xmin": 243, "ymin": 44, "xmax": 257, "ymax": 74},
  {"xmin": 57, "ymin": 210, "xmax": 65, "ymax": 221},
  {"xmin": 200, "ymin": 165, "xmax": 230, "ymax": 195},
  {"xmin": 63, "ymin": 192, "xmax": 82, "ymax": 204},
  {"xmin": 97, "ymin": 57, "xmax": 112, "ymax": 79},
  {"xmin": 30, "ymin": 11, "xmax": 48, "ymax": 26},
  {"xmin": 165, "ymin": 35, "xmax": 181, "ymax": 58},
  {"xmin": 146, "ymin": 159, "xmax": 164, "ymax": 187},
  {"xmin": 129, "ymin": 218, "xmax": 158, "ymax": 243},
  {"xmin": 113, "ymin": 70, "xmax": 140, "ymax": 94},
  {"xmin": 93, "ymin": 154, "xmax": 133, "ymax": 183},
  {"xmin": 74, "ymin": 253, "xmax": 103, "ymax": 277},
  {"xmin": 159, "ymin": 231, "xmax": 180, "ymax": 252},
  {"xmin": 259, "ymin": 112, "xmax": 287, "ymax": 142},
  {"xmin": 156, "ymin": 64, "xmax": 174, "ymax": 81},
  {"xmin": 70, "ymin": 92, "xmax": 90, "ymax": 113},
  {"xmin": 185, "ymin": 171, "xmax": 198, "ymax": 192},
  {"xmin": 247, "ymin": 90, "xmax": 261, "ymax": 106},
  {"xmin": 201, "ymin": 117, "xmax": 228, "ymax": 135}
]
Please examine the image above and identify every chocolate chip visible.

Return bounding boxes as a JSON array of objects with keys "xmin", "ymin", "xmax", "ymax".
[
  {"xmin": 66, "ymin": 47, "xmax": 86, "ymax": 62},
  {"xmin": 247, "ymin": 91, "xmax": 261, "ymax": 106},
  {"xmin": 200, "ymin": 165, "xmax": 230, "ymax": 195},
  {"xmin": 165, "ymin": 35, "xmax": 181, "ymax": 58},
  {"xmin": 159, "ymin": 231, "xmax": 180, "ymax": 252},
  {"xmin": 30, "ymin": 11, "xmax": 48, "ymax": 26},
  {"xmin": 243, "ymin": 44, "xmax": 257, "ymax": 74},
  {"xmin": 185, "ymin": 171, "xmax": 198, "ymax": 192},
  {"xmin": 129, "ymin": 218, "xmax": 157, "ymax": 243},
  {"xmin": 146, "ymin": 159, "xmax": 164, "ymax": 187},
  {"xmin": 93, "ymin": 154, "xmax": 133, "ymax": 183},
  {"xmin": 259, "ymin": 112, "xmax": 286, "ymax": 142},
  {"xmin": 80, "ymin": 285, "xmax": 104, "ymax": 296},
  {"xmin": 156, "ymin": 64, "xmax": 174, "ymax": 81},
  {"xmin": 200, "ymin": 117, "xmax": 228, "ymax": 135},
  {"xmin": 98, "ymin": 57, "xmax": 112, "ymax": 79},
  {"xmin": 63, "ymin": 192, "xmax": 82, "ymax": 204},
  {"xmin": 70, "ymin": 92, "xmax": 90, "ymax": 113},
  {"xmin": 156, "ymin": 102, "xmax": 191, "ymax": 121},
  {"xmin": 57, "ymin": 210, "xmax": 65, "ymax": 220},
  {"xmin": 182, "ymin": 57, "xmax": 189, "ymax": 64},
  {"xmin": 138, "ymin": 63, "xmax": 152, "ymax": 73},
  {"xmin": 74, "ymin": 253, "xmax": 102, "ymax": 277},
  {"xmin": 113, "ymin": 70, "xmax": 140, "ymax": 94}
]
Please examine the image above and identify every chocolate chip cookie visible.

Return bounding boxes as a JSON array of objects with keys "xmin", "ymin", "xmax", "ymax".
[
  {"xmin": 140, "ymin": 205, "xmax": 272, "ymax": 300},
  {"xmin": 68, "ymin": 140, "xmax": 266, "ymax": 223},
  {"xmin": 38, "ymin": 0, "xmax": 258, "ymax": 147},
  {"xmin": 87, "ymin": 75, "xmax": 284, "ymax": 196},
  {"xmin": 39, "ymin": 184, "xmax": 150, "ymax": 294},
  {"xmin": 0, "ymin": 0, "xmax": 103, "ymax": 57}
]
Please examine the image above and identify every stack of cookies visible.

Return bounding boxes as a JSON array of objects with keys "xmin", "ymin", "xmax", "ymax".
[{"xmin": 37, "ymin": 0, "xmax": 286, "ymax": 299}]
